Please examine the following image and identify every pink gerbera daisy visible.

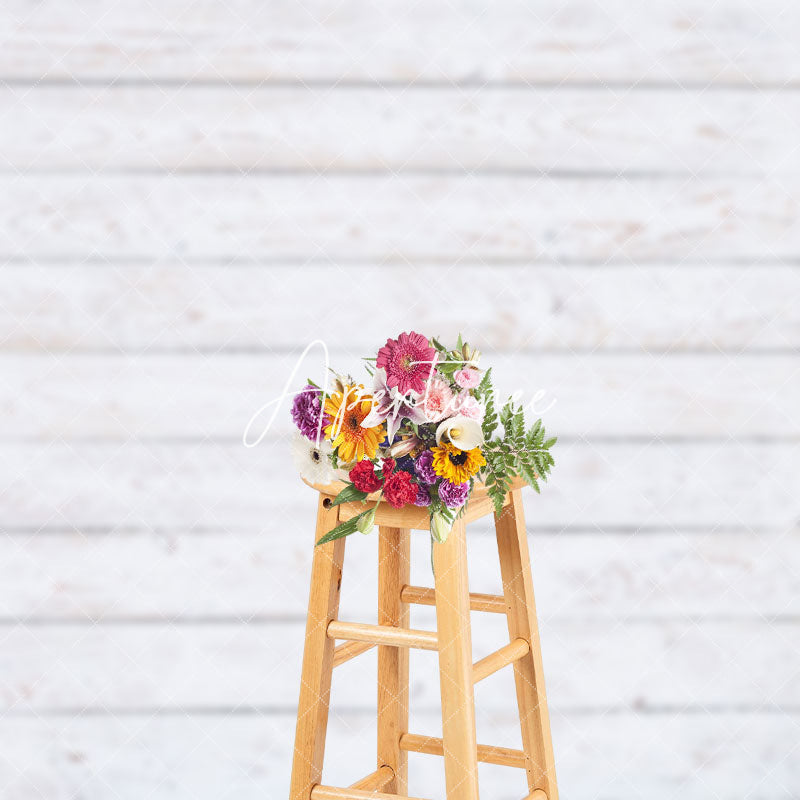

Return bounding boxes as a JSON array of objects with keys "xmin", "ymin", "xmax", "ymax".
[{"xmin": 376, "ymin": 331, "xmax": 436, "ymax": 395}]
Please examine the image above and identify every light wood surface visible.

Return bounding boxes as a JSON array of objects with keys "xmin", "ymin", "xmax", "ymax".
[
  {"xmin": 5, "ymin": 616, "xmax": 800, "ymax": 711},
  {"xmin": 2, "ymin": 528, "xmax": 797, "ymax": 622},
  {"xmin": 4, "ymin": 1, "xmax": 799, "ymax": 796},
  {"xmin": 2, "ymin": 710, "xmax": 794, "ymax": 799},
  {"xmin": 332, "ymin": 640, "xmax": 375, "ymax": 668},
  {"xmin": 400, "ymin": 586, "xmax": 507, "ymax": 614},
  {"xmin": 348, "ymin": 766, "xmax": 394, "ymax": 792},
  {"xmin": 327, "ymin": 621, "xmax": 439, "ymax": 651},
  {"xmin": 311, "ymin": 786, "xmax": 429, "ymax": 800},
  {"xmin": 6, "ymin": 440, "xmax": 793, "ymax": 529},
  {"xmin": 496, "ymin": 491, "xmax": 559, "ymax": 799},
  {"xmin": 6, "ymin": 87, "xmax": 799, "ymax": 173},
  {"xmin": 472, "ymin": 638, "xmax": 531, "ymax": 684},
  {"xmin": 4, "ymin": 175, "xmax": 798, "ymax": 262},
  {"xmin": 433, "ymin": 518, "xmax": 481, "ymax": 800},
  {"xmin": 3, "ymin": 352, "xmax": 799, "ymax": 438},
  {"xmin": 377, "ymin": 526, "xmax": 411, "ymax": 794},
  {"xmin": 399, "ymin": 734, "xmax": 526, "ymax": 769},
  {"xmin": 2, "ymin": 0, "xmax": 796, "ymax": 83},
  {"xmin": 5, "ymin": 264, "xmax": 797, "ymax": 354},
  {"xmin": 289, "ymin": 496, "xmax": 346, "ymax": 800}
]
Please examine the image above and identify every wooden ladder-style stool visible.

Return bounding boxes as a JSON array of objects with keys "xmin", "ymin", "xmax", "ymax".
[{"xmin": 289, "ymin": 477, "xmax": 558, "ymax": 800}]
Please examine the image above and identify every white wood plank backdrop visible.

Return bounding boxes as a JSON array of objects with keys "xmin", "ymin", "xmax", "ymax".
[{"xmin": 1, "ymin": 1, "xmax": 799, "ymax": 798}]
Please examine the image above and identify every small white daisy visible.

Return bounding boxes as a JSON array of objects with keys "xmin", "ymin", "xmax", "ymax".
[{"xmin": 290, "ymin": 431, "xmax": 336, "ymax": 484}]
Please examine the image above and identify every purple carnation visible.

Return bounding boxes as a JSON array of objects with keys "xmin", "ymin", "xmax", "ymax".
[
  {"xmin": 414, "ymin": 450, "xmax": 437, "ymax": 485},
  {"xmin": 413, "ymin": 484, "xmax": 432, "ymax": 507},
  {"xmin": 291, "ymin": 385, "xmax": 329, "ymax": 441},
  {"xmin": 438, "ymin": 479, "xmax": 470, "ymax": 509}
]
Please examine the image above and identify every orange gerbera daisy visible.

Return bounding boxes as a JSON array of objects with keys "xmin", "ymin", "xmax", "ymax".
[{"xmin": 324, "ymin": 384, "xmax": 385, "ymax": 463}]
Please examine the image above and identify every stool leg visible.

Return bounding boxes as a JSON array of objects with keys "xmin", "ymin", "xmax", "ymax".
[
  {"xmin": 433, "ymin": 518, "xmax": 480, "ymax": 800},
  {"xmin": 495, "ymin": 490, "xmax": 559, "ymax": 800},
  {"xmin": 377, "ymin": 526, "xmax": 411, "ymax": 794},
  {"xmin": 289, "ymin": 496, "xmax": 346, "ymax": 800}
]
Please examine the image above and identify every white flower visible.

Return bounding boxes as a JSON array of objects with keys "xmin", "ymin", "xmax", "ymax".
[
  {"xmin": 291, "ymin": 431, "xmax": 335, "ymax": 484},
  {"xmin": 435, "ymin": 415, "xmax": 484, "ymax": 451}
]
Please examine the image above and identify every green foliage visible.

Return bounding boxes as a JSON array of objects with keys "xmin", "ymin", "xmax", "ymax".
[
  {"xmin": 330, "ymin": 484, "xmax": 369, "ymax": 506},
  {"xmin": 475, "ymin": 368, "xmax": 498, "ymax": 440},
  {"xmin": 316, "ymin": 505, "xmax": 377, "ymax": 545},
  {"xmin": 481, "ymin": 398, "xmax": 557, "ymax": 515}
]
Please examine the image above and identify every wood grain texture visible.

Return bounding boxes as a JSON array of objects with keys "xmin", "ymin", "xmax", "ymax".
[
  {"xmin": 312, "ymin": 786, "xmax": 429, "ymax": 800},
  {"xmin": 432, "ymin": 517, "xmax": 480, "ymax": 800},
  {"xmin": 3, "ymin": 175, "xmax": 799, "ymax": 261},
  {"xmin": 327, "ymin": 621, "xmax": 438, "ymax": 651},
  {"xmin": 4, "ymin": 264, "xmax": 798, "ymax": 353},
  {"xmin": 6, "ymin": 616, "xmax": 800, "ymax": 708},
  {"xmin": 4, "ymin": 86, "xmax": 799, "ymax": 173},
  {"xmin": 1, "ymin": 352, "xmax": 797, "ymax": 438},
  {"xmin": 289, "ymin": 496, "xmax": 345, "ymax": 800},
  {"xmin": 495, "ymin": 492, "xmax": 558, "ymax": 797},
  {"xmin": 399, "ymin": 734, "xmax": 526, "ymax": 769},
  {"xmin": 2, "ymin": 0, "xmax": 799, "ymax": 84},
  {"xmin": 0, "ymin": 712, "xmax": 796, "ymax": 800},
  {"xmin": 1, "ymin": 617, "xmax": 798, "ymax": 711},
  {"xmin": 1, "ymin": 441, "xmax": 795, "ymax": 529},
  {"xmin": 377, "ymin": 526, "xmax": 410, "ymax": 793},
  {"xmin": 2, "ymin": 528, "xmax": 796, "ymax": 621}
]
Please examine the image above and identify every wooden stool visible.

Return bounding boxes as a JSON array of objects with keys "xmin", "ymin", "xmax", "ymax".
[{"xmin": 289, "ymin": 477, "xmax": 558, "ymax": 800}]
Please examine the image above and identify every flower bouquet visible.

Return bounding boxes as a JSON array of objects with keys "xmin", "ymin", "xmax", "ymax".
[{"xmin": 290, "ymin": 332, "xmax": 556, "ymax": 546}]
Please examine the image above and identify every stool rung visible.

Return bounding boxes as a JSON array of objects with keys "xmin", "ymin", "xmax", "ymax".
[
  {"xmin": 400, "ymin": 584, "xmax": 507, "ymax": 614},
  {"xmin": 473, "ymin": 637, "xmax": 530, "ymax": 684},
  {"xmin": 327, "ymin": 620, "xmax": 438, "ymax": 651},
  {"xmin": 348, "ymin": 765, "xmax": 394, "ymax": 791},
  {"xmin": 399, "ymin": 733, "xmax": 526, "ymax": 769},
  {"xmin": 332, "ymin": 640, "xmax": 375, "ymax": 668},
  {"xmin": 524, "ymin": 791, "xmax": 548, "ymax": 800},
  {"xmin": 311, "ymin": 786, "xmax": 430, "ymax": 800}
]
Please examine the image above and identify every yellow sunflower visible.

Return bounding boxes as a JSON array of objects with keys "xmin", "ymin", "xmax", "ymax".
[
  {"xmin": 324, "ymin": 384, "xmax": 384, "ymax": 463},
  {"xmin": 431, "ymin": 442, "xmax": 486, "ymax": 484}
]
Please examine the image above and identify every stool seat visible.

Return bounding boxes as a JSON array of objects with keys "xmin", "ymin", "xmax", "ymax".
[
  {"xmin": 289, "ymin": 481, "xmax": 559, "ymax": 800},
  {"xmin": 301, "ymin": 476, "xmax": 528, "ymax": 530}
]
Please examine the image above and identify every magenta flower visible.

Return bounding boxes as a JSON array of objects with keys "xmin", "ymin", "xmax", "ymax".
[
  {"xmin": 414, "ymin": 450, "xmax": 437, "ymax": 485},
  {"xmin": 376, "ymin": 331, "xmax": 436, "ymax": 396},
  {"xmin": 438, "ymin": 479, "xmax": 470, "ymax": 508},
  {"xmin": 413, "ymin": 485, "xmax": 432, "ymax": 507},
  {"xmin": 291, "ymin": 385, "xmax": 330, "ymax": 441}
]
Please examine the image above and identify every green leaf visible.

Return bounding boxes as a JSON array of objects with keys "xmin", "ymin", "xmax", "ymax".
[
  {"xmin": 316, "ymin": 508, "xmax": 373, "ymax": 545},
  {"xmin": 330, "ymin": 483, "xmax": 369, "ymax": 506},
  {"xmin": 316, "ymin": 516, "xmax": 359, "ymax": 545}
]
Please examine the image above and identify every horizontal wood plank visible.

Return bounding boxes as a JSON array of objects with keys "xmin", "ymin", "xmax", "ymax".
[
  {"xmin": 0, "ymin": 441, "xmax": 796, "ymax": 529},
  {"xmin": 3, "ymin": 175, "xmax": 799, "ymax": 261},
  {"xmin": 2, "ymin": 528, "xmax": 797, "ymax": 621},
  {"xmin": 1, "ymin": 352, "xmax": 797, "ymax": 438},
  {"xmin": 1, "ymin": 618, "xmax": 797, "ymax": 711},
  {"xmin": 3, "ymin": 263, "xmax": 799, "ymax": 353},
  {"xmin": 2, "ymin": 0, "xmax": 799, "ymax": 84},
  {"xmin": 0, "ymin": 712, "xmax": 796, "ymax": 800},
  {"xmin": 3, "ymin": 86, "xmax": 799, "ymax": 173}
]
